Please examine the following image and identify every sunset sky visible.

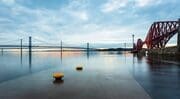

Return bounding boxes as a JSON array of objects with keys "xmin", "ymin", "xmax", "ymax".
[{"xmin": 0, "ymin": 0, "xmax": 179, "ymax": 47}]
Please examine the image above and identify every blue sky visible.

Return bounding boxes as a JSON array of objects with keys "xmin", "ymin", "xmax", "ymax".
[{"xmin": 0, "ymin": 0, "xmax": 179, "ymax": 47}]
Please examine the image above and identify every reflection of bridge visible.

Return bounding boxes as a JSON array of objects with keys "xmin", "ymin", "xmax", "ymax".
[{"xmin": 134, "ymin": 19, "xmax": 180, "ymax": 52}]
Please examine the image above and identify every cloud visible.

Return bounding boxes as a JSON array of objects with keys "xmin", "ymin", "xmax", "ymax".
[
  {"xmin": 101, "ymin": 0, "xmax": 164, "ymax": 13},
  {"xmin": 0, "ymin": 17, "xmax": 13, "ymax": 23},
  {"xmin": 67, "ymin": 10, "xmax": 89, "ymax": 21},
  {"xmin": 0, "ymin": 0, "xmax": 90, "ymax": 41},
  {"xmin": 62, "ymin": 0, "xmax": 89, "ymax": 21},
  {"xmin": 135, "ymin": 0, "xmax": 162, "ymax": 7},
  {"xmin": 61, "ymin": 23, "xmax": 144, "ymax": 44},
  {"xmin": 101, "ymin": 0, "xmax": 129, "ymax": 13},
  {"xmin": 0, "ymin": 0, "xmax": 179, "ymax": 46},
  {"xmin": 0, "ymin": 0, "xmax": 15, "ymax": 6}
]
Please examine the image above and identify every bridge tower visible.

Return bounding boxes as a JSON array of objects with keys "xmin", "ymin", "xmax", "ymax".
[
  {"xmin": 29, "ymin": 36, "xmax": 32, "ymax": 66},
  {"xmin": 178, "ymin": 19, "xmax": 180, "ymax": 52},
  {"xmin": 60, "ymin": 41, "xmax": 63, "ymax": 52},
  {"xmin": 20, "ymin": 39, "xmax": 22, "ymax": 54},
  {"xmin": 29, "ymin": 36, "xmax": 32, "ymax": 53},
  {"xmin": 87, "ymin": 43, "xmax": 89, "ymax": 52}
]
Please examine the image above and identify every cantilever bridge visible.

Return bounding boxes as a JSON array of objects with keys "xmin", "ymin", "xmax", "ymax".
[{"xmin": 134, "ymin": 19, "xmax": 180, "ymax": 52}]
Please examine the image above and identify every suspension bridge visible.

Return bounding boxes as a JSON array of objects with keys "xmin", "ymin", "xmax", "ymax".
[
  {"xmin": 0, "ymin": 36, "xmax": 132, "ymax": 52},
  {"xmin": 0, "ymin": 37, "xmax": 92, "ymax": 51}
]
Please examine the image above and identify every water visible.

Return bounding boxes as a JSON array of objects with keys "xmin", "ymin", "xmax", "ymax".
[{"xmin": 0, "ymin": 51, "xmax": 179, "ymax": 99}]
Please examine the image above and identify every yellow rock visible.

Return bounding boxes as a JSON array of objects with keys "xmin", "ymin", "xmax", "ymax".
[{"xmin": 53, "ymin": 72, "xmax": 64, "ymax": 80}]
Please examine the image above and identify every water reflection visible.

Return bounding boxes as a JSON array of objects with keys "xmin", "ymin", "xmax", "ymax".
[
  {"xmin": 29, "ymin": 51, "xmax": 32, "ymax": 72},
  {"xmin": 76, "ymin": 69, "xmax": 83, "ymax": 72},
  {"xmin": 132, "ymin": 53, "xmax": 144, "ymax": 64},
  {"xmin": 137, "ymin": 54, "xmax": 144, "ymax": 63},
  {"xmin": 60, "ymin": 51, "xmax": 63, "ymax": 63},
  {"xmin": 53, "ymin": 79, "xmax": 64, "ymax": 85},
  {"xmin": 132, "ymin": 54, "xmax": 180, "ymax": 99},
  {"xmin": 86, "ymin": 51, "xmax": 89, "ymax": 59},
  {"xmin": 132, "ymin": 54, "xmax": 135, "ymax": 76},
  {"xmin": 20, "ymin": 52, "xmax": 22, "ymax": 65},
  {"xmin": 1, "ymin": 49, "xmax": 3, "ymax": 56},
  {"xmin": 0, "ymin": 51, "xmax": 180, "ymax": 99},
  {"xmin": 124, "ymin": 52, "xmax": 126, "ymax": 64},
  {"xmin": 20, "ymin": 49, "xmax": 22, "ymax": 64}
]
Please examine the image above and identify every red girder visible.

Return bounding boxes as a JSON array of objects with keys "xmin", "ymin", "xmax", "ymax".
[{"xmin": 135, "ymin": 20, "xmax": 179, "ymax": 51}]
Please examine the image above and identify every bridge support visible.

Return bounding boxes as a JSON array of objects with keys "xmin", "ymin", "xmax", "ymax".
[
  {"xmin": 20, "ymin": 39, "xmax": 23, "ymax": 63},
  {"xmin": 124, "ymin": 43, "xmax": 126, "ymax": 51},
  {"xmin": 87, "ymin": 43, "xmax": 89, "ymax": 52},
  {"xmin": 29, "ymin": 36, "xmax": 32, "ymax": 53},
  {"xmin": 87, "ymin": 43, "xmax": 89, "ymax": 58},
  {"xmin": 20, "ymin": 39, "xmax": 22, "ymax": 55},
  {"xmin": 60, "ymin": 41, "xmax": 62, "ymax": 52},
  {"xmin": 60, "ymin": 41, "xmax": 63, "ymax": 60},
  {"xmin": 178, "ymin": 19, "xmax": 180, "ymax": 52}
]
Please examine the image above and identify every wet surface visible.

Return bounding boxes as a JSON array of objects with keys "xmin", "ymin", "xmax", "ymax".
[
  {"xmin": 132, "ymin": 54, "xmax": 180, "ymax": 99},
  {"xmin": 0, "ymin": 51, "xmax": 179, "ymax": 99}
]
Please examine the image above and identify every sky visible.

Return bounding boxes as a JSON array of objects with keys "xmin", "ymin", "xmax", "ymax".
[{"xmin": 0, "ymin": 0, "xmax": 179, "ymax": 47}]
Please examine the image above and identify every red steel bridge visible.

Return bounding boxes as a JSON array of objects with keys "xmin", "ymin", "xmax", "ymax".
[{"xmin": 134, "ymin": 19, "xmax": 180, "ymax": 52}]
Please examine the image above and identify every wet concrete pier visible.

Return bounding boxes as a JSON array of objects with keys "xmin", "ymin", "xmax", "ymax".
[{"xmin": 0, "ymin": 62, "xmax": 151, "ymax": 99}]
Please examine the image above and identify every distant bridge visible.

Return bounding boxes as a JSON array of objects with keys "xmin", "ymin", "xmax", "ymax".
[
  {"xmin": 0, "ymin": 37, "xmax": 93, "ymax": 52},
  {"xmin": 0, "ymin": 45, "xmax": 90, "ymax": 50},
  {"xmin": 0, "ymin": 37, "xmax": 131, "ymax": 51}
]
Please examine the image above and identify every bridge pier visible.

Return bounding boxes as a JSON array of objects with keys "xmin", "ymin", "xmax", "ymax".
[
  {"xmin": 124, "ymin": 43, "xmax": 126, "ymax": 51},
  {"xmin": 60, "ymin": 41, "xmax": 63, "ymax": 60},
  {"xmin": 20, "ymin": 39, "xmax": 22, "ymax": 55},
  {"xmin": 60, "ymin": 41, "xmax": 63, "ymax": 52},
  {"xmin": 29, "ymin": 36, "xmax": 32, "ymax": 66},
  {"xmin": 29, "ymin": 36, "xmax": 32, "ymax": 53},
  {"xmin": 178, "ymin": 19, "xmax": 180, "ymax": 52},
  {"xmin": 87, "ymin": 43, "xmax": 89, "ymax": 59},
  {"xmin": 20, "ymin": 39, "xmax": 23, "ymax": 63},
  {"xmin": 87, "ymin": 43, "xmax": 89, "ymax": 52}
]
